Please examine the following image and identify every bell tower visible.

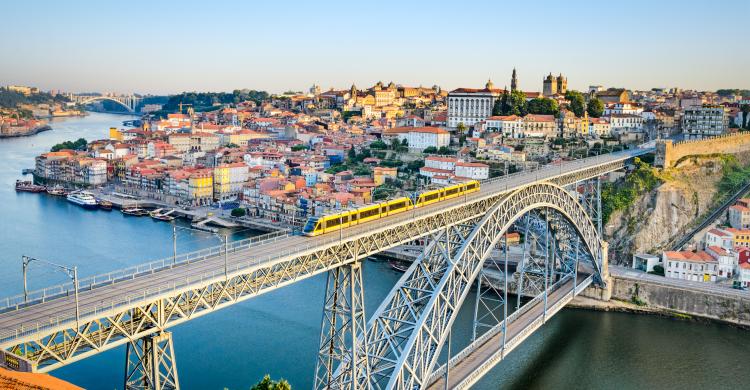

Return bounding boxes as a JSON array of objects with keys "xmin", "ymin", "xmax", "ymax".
[{"xmin": 511, "ymin": 68, "xmax": 518, "ymax": 91}]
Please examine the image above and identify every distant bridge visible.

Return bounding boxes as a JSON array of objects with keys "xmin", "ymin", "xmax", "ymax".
[
  {"xmin": 0, "ymin": 146, "xmax": 654, "ymax": 389},
  {"xmin": 71, "ymin": 94, "xmax": 141, "ymax": 113}
]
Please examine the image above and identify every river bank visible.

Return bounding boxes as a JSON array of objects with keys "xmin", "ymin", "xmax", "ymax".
[{"xmin": 0, "ymin": 124, "xmax": 51, "ymax": 138}]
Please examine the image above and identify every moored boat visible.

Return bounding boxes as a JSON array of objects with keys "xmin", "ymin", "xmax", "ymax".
[
  {"xmin": 98, "ymin": 200, "xmax": 113, "ymax": 210},
  {"xmin": 46, "ymin": 186, "xmax": 67, "ymax": 196},
  {"xmin": 15, "ymin": 180, "xmax": 46, "ymax": 193},
  {"xmin": 66, "ymin": 191, "xmax": 98, "ymax": 209},
  {"xmin": 122, "ymin": 207, "xmax": 149, "ymax": 216}
]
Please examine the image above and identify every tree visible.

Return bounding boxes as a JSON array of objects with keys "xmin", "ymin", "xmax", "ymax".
[
  {"xmin": 250, "ymin": 375, "xmax": 291, "ymax": 390},
  {"xmin": 565, "ymin": 90, "xmax": 586, "ymax": 117},
  {"xmin": 423, "ymin": 146, "xmax": 438, "ymax": 154},
  {"xmin": 401, "ymin": 138, "xmax": 408, "ymax": 147},
  {"xmin": 492, "ymin": 92, "xmax": 506, "ymax": 116},
  {"xmin": 390, "ymin": 138, "xmax": 401, "ymax": 150},
  {"xmin": 742, "ymin": 104, "xmax": 750, "ymax": 129},
  {"xmin": 526, "ymin": 97, "xmax": 559, "ymax": 116},
  {"xmin": 370, "ymin": 140, "xmax": 387, "ymax": 149},
  {"xmin": 456, "ymin": 123, "xmax": 467, "ymax": 137},
  {"xmin": 437, "ymin": 146, "xmax": 455, "ymax": 155},
  {"xmin": 347, "ymin": 147, "xmax": 357, "ymax": 161},
  {"xmin": 230, "ymin": 207, "xmax": 246, "ymax": 217},
  {"xmin": 51, "ymin": 138, "xmax": 87, "ymax": 152},
  {"xmin": 291, "ymin": 144, "xmax": 308, "ymax": 151},
  {"xmin": 587, "ymin": 97, "xmax": 604, "ymax": 118}
]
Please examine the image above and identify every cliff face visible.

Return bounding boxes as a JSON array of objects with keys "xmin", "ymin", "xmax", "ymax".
[{"xmin": 604, "ymin": 153, "xmax": 750, "ymax": 263}]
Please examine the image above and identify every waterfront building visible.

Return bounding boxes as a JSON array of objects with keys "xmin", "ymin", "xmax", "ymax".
[
  {"xmin": 705, "ymin": 228, "xmax": 734, "ymax": 249},
  {"xmin": 213, "ymin": 162, "xmax": 250, "ymax": 202},
  {"xmin": 188, "ymin": 169, "xmax": 214, "ymax": 205},
  {"xmin": 705, "ymin": 246, "xmax": 736, "ymax": 279},
  {"xmin": 681, "ymin": 105, "xmax": 728, "ymax": 139},
  {"xmin": 632, "ymin": 254, "xmax": 661, "ymax": 273},
  {"xmin": 663, "ymin": 250, "xmax": 718, "ymax": 282}
]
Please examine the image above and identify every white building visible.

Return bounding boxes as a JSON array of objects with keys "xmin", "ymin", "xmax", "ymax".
[
  {"xmin": 663, "ymin": 251, "xmax": 718, "ymax": 282},
  {"xmin": 737, "ymin": 263, "xmax": 750, "ymax": 288},
  {"xmin": 632, "ymin": 253, "xmax": 661, "ymax": 272},
  {"xmin": 589, "ymin": 117, "xmax": 612, "ymax": 137},
  {"xmin": 705, "ymin": 228, "xmax": 734, "ymax": 250},
  {"xmin": 728, "ymin": 203, "xmax": 750, "ymax": 229},
  {"xmin": 454, "ymin": 162, "xmax": 489, "ymax": 180},
  {"xmin": 485, "ymin": 115, "xmax": 524, "ymax": 138},
  {"xmin": 608, "ymin": 114, "xmax": 643, "ymax": 133},
  {"xmin": 705, "ymin": 246, "xmax": 737, "ymax": 279},
  {"xmin": 396, "ymin": 127, "xmax": 450, "ymax": 150},
  {"xmin": 681, "ymin": 105, "xmax": 728, "ymax": 139},
  {"xmin": 447, "ymin": 81, "xmax": 503, "ymax": 128}
]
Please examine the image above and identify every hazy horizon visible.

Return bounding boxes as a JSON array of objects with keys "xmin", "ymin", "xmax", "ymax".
[{"xmin": 2, "ymin": 0, "xmax": 748, "ymax": 95}]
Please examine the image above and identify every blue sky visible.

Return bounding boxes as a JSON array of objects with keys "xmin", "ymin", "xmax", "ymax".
[{"xmin": 1, "ymin": 0, "xmax": 747, "ymax": 95}]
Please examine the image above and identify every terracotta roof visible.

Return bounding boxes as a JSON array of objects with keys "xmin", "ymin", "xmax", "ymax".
[
  {"xmin": 663, "ymin": 251, "xmax": 717, "ymax": 263},
  {"xmin": 0, "ymin": 367, "xmax": 82, "ymax": 390}
]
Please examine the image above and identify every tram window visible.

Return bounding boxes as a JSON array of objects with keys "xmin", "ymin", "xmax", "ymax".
[{"xmin": 361, "ymin": 208, "xmax": 380, "ymax": 219}]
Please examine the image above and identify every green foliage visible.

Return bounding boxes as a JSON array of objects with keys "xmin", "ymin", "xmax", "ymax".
[
  {"xmin": 601, "ymin": 158, "xmax": 661, "ymax": 223},
  {"xmin": 404, "ymin": 159, "xmax": 425, "ymax": 173},
  {"xmin": 348, "ymin": 147, "xmax": 357, "ymax": 160},
  {"xmin": 324, "ymin": 164, "xmax": 349, "ymax": 174},
  {"xmin": 422, "ymin": 146, "xmax": 438, "ymax": 154},
  {"xmin": 565, "ymin": 90, "xmax": 586, "ymax": 117},
  {"xmin": 250, "ymin": 375, "xmax": 291, "ymax": 390},
  {"xmin": 370, "ymin": 140, "xmax": 387, "ymax": 150},
  {"xmin": 291, "ymin": 144, "xmax": 308, "ymax": 151},
  {"xmin": 230, "ymin": 207, "xmax": 247, "ymax": 217},
  {"xmin": 649, "ymin": 264, "xmax": 665, "ymax": 276},
  {"xmin": 380, "ymin": 159, "xmax": 403, "ymax": 168},
  {"xmin": 0, "ymin": 87, "xmax": 69, "ymax": 109},
  {"xmin": 716, "ymin": 89, "xmax": 750, "ymax": 97},
  {"xmin": 353, "ymin": 165, "xmax": 372, "ymax": 176},
  {"xmin": 162, "ymin": 90, "xmax": 269, "ymax": 112},
  {"xmin": 225, "ymin": 143, "xmax": 240, "ymax": 148},
  {"xmin": 437, "ymin": 146, "xmax": 455, "ymax": 155},
  {"xmin": 717, "ymin": 155, "xmax": 750, "ymax": 196},
  {"xmin": 372, "ymin": 184, "xmax": 400, "ymax": 201},
  {"xmin": 51, "ymin": 138, "xmax": 87, "ymax": 152},
  {"xmin": 494, "ymin": 90, "xmax": 528, "ymax": 116},
  {"xmin": 587, "ymin": 97, "xmax": 604, "ymax": 118},
  {"xmin": 526, "ymin": 97, "xmax": 559, "ymax": 116},
  {"xmin": 456, "ymin": 123, "xmax": 467, "ymax": 136}
]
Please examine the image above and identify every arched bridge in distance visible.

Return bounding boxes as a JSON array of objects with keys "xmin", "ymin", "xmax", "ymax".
[
  {"xmin": 71, "ymin": 94, "xmax": 141, "ymax": 113},
  {"xmin": 0, "ymin": 144, "xmax": 654, "ymax": 389}
]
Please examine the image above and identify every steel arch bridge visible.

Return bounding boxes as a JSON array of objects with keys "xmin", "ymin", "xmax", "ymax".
[
  {"xmin": 73, "ymin": 95, "xmax": 141, "ymax": 113},
  {"xmin": 316, "ymin": 182, "xmax": 604, "ymax": 390},
  {"xmin": 0, "ymin": 147, "xmax": 653, "ymax": 389}
]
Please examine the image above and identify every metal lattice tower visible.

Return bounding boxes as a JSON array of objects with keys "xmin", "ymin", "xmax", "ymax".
[
  {"xmin": 124, "ymin": 331, "xmax": 179, "ymax": 390},
  {"xmin": 315, "ymin": 260, "xmax": 369, "ymax": 390}
]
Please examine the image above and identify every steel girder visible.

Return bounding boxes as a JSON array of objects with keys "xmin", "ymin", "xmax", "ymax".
[
  {"xmin": 124, "ymin": 331, "xmax": 179, "ymax": 390},
  {"xmin": 2, "ymin": 158, "xmax": 622, "ymax": 374},
  {"xmin": 362, "ymin": 183, "xmax": 604, "ymax": 389},
  {"xmin": 315, "ymin": 260, "xmax": 369, "ymax": 390}
]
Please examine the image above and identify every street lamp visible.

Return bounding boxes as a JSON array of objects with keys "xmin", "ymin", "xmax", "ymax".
[{"xmin": 22, "ymin": 255, "xmax": 80, "ymax": 329}]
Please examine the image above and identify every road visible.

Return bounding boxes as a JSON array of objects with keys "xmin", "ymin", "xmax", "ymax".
[
  {"xmin": 427, "ymin": 275, "xmax": 587, "ymax": 389},
  {"xmin": 0, "ymin": 148, "xmax": 649, "ymax": 350},
  {"xmin": 610, "ymin": 265, "xmax": 750, "ymax": 299}
]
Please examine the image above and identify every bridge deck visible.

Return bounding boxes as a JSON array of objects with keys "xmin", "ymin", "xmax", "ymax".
[
  {"xmin": 427, "ymin": 275, "xmax": 590, "ymax": 389},
  {"xmin": 0, "ymin": 149, "xmax": 646, "ymax": 356}
]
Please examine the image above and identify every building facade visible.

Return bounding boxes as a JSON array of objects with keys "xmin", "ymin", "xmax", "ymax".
[{"xmin": 681, "ymin": 105, "xmax": 728, "ymax": 139}]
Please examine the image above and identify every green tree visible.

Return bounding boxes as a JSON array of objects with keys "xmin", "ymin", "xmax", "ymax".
[
  {"xmin": 423, "ymin": 146, "xmax": 438, "ymax": 154},
  {"xmin": 230, "ymin": 207, "xmax": 246, "ymax": 217},
  {"xmin": 390, "ymin": 138, "xmax": 402, "ymax": 150},
  {"xmin": 401, "ymin": 138, "xmax": 408, "ymax": 147},
  {"xmin": 492, "ymin": 92, "xmax": 506, "ymax": 116},
  {"xmin": 370, "ymin": 140, "xmax": 387, "ymax": 149},
  {"xmin": 526, "ymin": 97, "xmax": 559, "ymax": 115},
  {"xmin": 565, "ymin": 90, "xmax": 586, "ymax": 117},
  {"xmin": 250, "ymin": 375, "xmax": 291, "ymax": 390},
  {"xmin": 291, "ymin": 144, "xmax": 308, "ymax": 151},
  {"xmin": 347, "ymin": 147, "xmax": 357, "ymax": 161},
  {"xmin": 51, "ymin": 138, "xmax": 87, "ymax": 152},
  {"xmin": 587, "ymin": 97, "xmax": 604, "ymax": 118},
  {"xmin": 456, "ymin": 123, "xmax": 467, "ymax": 137},
  {"xmin": 437, "ymin": 146, "xmax": 455, "ymax": 155}
]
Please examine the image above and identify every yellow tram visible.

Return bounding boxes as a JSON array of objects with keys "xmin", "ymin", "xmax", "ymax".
[{"xmin": 302, "ymin": 180, "xmax": 480, "ymax": 237}]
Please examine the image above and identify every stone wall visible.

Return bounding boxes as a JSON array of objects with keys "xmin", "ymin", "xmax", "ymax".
[
  {"xmin": 609, "ymin": 276, "xmax": 750, "ymax": 327},
  {"xmin": 655, "ymin": 132, "xmax": 750, "ymax": 168}
]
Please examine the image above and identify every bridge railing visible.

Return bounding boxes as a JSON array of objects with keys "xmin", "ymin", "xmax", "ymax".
[{"xmin": 0, "ymin": 230, "xmax": 290, "ymax": 314}]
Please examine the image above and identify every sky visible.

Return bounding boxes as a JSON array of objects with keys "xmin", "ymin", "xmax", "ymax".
[{"xmin": 1, "ymin": 0, "xmax": 748, "ymax": 95}]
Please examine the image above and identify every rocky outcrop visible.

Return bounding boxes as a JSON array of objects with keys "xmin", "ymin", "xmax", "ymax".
[{"xmin": 605, "ymin": 153, "xmax": 750, "ymax": 264}]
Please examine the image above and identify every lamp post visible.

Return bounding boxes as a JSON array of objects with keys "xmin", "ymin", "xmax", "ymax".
[{"xmin": 22, "ymin": 256, "xmax": 80, "ymax": 329}]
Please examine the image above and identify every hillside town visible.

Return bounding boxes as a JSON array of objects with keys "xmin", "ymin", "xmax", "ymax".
[{"xmin": 25, "ymin": 71, "xmax": 750, "ymax": 231}]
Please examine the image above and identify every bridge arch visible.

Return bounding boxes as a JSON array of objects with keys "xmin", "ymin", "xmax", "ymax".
[
  {"xmin": 77, "ymin": 96, "xmax": 135, "ymax": 113},
  {"xmin": 362, "ymin": 182, "xmax": 603, "ymax": 389}
]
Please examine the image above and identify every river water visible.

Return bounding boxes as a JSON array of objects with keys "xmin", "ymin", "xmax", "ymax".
[{"xmin": 1, "ymin": 113, "xmax": 747, "ymax": 389}]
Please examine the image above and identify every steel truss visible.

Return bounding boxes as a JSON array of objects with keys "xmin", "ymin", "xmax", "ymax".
[
  {"xmin": 124, "ymin": 331, "xmax": 179, "ymax": 390},
  {"xmin": 315, "ymin": 259, "xmax": 369, "ymax": 390},
  {"xmin": 2, "ymin": 157, "xmax": 622, "ymax": 377},
  {"xmin": 361, "ymin": 183, "xmax": 604, "ymax": 389}
]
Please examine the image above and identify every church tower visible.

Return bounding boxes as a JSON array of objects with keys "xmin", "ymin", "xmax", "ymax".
[
  {"xmin": 511, "ymin": 68, "xmax": 518, "ymax": 91},
  {"xmin": 350, "ymin": 84, "xmax": 357, "ymax": 98},
  {"xmin": 556, "ymin": 73, "xmax": 567, "ymax": 94},
  {"xmin": 543, "ymin": 73, "xmax": 558, "ymax": 97}
]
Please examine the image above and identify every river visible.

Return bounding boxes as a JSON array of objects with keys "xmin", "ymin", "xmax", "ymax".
[{"xmin": 0, "ymin": 113, "xmax": 747, "ymax": 389}]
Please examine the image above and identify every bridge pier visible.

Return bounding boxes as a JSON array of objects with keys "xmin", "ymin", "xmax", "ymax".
[
  {"xmin": 124, "ymin": 331, "xmax": 179, "ymax": 390},
  {"xmin": 314, "ymin": 259, "xmax": 368, "ymax": 390}
]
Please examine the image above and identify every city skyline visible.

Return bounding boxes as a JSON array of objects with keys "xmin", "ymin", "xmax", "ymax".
[{"xmin": 1, "ymin": 0, "xmax": 749, "ymax": 94}]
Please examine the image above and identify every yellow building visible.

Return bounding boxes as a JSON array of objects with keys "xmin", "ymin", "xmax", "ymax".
[
  {"xmin": 188, "ymin": 169, "xmax": 213, "ymax": 205},
  {"xmin": 109, "ymin": 127, "xmax": 124, "ymax": 141},
  {"xmin": 373, "ymin": 166, "xmax": 397, "ymax": 186}
]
